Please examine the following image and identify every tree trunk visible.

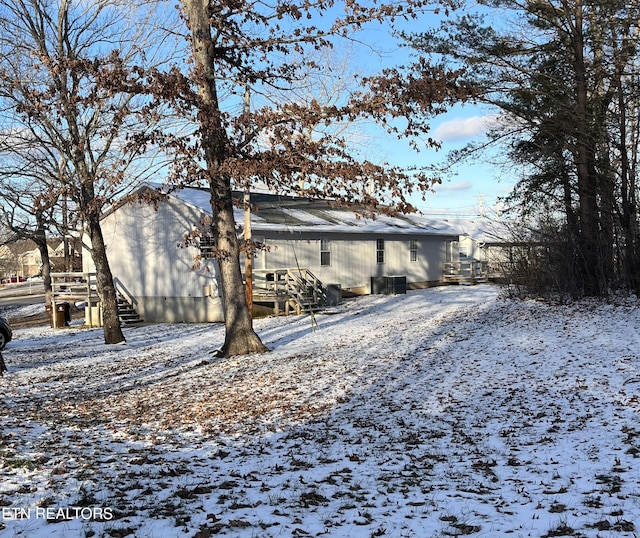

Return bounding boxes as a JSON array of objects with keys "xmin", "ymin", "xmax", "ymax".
[
  {"xmin": 87, "ymin": 212, "xmax": 126, "ymax": 344},
  {"xmin": 211, "ymin": 181, "xmax": 268, "ymax": 356},
  {"xmin": 598, "ymin": 165, "xmax": 615, "ymax": 288},
  {"xmin": 183, "ymin": 0, "xmax": 268, "ymax": 357},
  {"xmin": 617, "ymin": 71, "xmax": 640, "ymax": 293},
  {"xmin": 33, "ymin": 221, "xmax": 53, "ymax": 307},
  {"xmin": 571, "ymin": 0, "xmax": 603, "ymax": 296},
  {"xmin": 33, "ymin": 212, "xmax": 53, "ymax": 306}
]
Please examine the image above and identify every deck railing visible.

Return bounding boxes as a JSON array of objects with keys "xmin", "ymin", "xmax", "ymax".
[
  {"xmin": 442, "ymin": 261, "xmax": 489, "ymax": 283},
  {"xmin": 50, "ymin": 272, "xmax": 100, "ymax": 327},
  {"xmin": 252, "ymin": 268, "xmax": 328, "ymax": 315}
]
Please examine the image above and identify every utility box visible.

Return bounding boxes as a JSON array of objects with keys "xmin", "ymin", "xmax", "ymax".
[
  {"xmin": 371, "ymin": 277, "xmax": 387, "ymax": 295},
  {"xmin": 388, "ymin": 275, "xmax": 407, "ymax": 294},
  {"xmin": 370, "ymin": 276, "xmax": 407, "ymax": 295},
  {"xmin": 325, "ymin": 284, "xmax": 342, "ymax": 306},
  {"xmin": 85, "ymin": 303, "xmax": 103, "ymax": 327}
]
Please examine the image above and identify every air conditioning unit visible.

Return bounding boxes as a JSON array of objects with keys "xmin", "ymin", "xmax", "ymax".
[{"xmin": 370, "ymin": 276, "xmax": 406, "ymax": 295}]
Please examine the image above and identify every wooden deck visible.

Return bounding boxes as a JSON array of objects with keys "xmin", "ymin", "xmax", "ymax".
[
  {"xmin": 51, "ymin": 272, "xmax": 100, "ymax": 328},
  {"xmin": 442, "ymin": 261, "xmax": 489, "ymax": 284},
  {"xmin": 252, "ymin": 268, "xmax": 336, "ymax": 315},
  {"xmin": 51, "ymin": 272, "xmax": 142, "ymax": 327}
]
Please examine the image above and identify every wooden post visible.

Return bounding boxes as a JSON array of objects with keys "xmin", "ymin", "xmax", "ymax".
[
  {"xmin": 52, "ymin": 295, "xmax": 58, "ymax": 329},
  {"xmin": 244, "ymin": 189, "xmax": 252, "ymax": 318},
  {"xmin": 243, "ymin": 86, "xmax": 253, "ymax": 317},
  {"xmin": 87, "ymin": 274, "xmax": 93, "ymax": 327}
]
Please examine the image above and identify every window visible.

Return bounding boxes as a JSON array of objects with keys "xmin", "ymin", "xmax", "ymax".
[
  {"xmin": 459, "ymin": 244, "xmax": 469, "ymax": 260},
  {"xmin": 320, "ymin": 238, "xmax": 331, "ymax": 266},
  {"xmin": 376, "ymin": 238, "xmax": 385, "ymax": 263},
  {"xmin": 410, "ymin": 239, "xmax": 418, "ymax": 262},
  {"xmin": 199, "ymin": 233, "xmax": 216, "ymax": 258}
]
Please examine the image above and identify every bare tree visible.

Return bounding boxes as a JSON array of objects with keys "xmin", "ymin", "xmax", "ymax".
[
  {"xmin": 0, "ymin": 171, "xmax": 59, "ymax": 306},
  {"xmin": 0, "ymin": 0, "xmax": 176, "ymax": 343}
]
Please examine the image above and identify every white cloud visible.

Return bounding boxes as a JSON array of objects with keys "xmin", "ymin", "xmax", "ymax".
[
  {"xmin": 436, "ymin": 180, "xmax": 472, "ymax": 192},
  {"xmin": 433, "ymin": 115, "xmax": 497, "ymax": 142}
]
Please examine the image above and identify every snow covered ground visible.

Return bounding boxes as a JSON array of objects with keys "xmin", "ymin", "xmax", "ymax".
[{"xmin": 1, "ymin": 284, "xmax": 640, "ymax": 538}]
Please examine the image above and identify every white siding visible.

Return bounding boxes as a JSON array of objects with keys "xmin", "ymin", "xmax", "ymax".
[
  {"xmin": 84, "ymin": 198, "xmax": 223, "ymax": 322},
  {"xmin": 459, "ymin": 236, "xmax": 483, "ymax": 261},
  {"xmin": 261, "ymin": 232, "xmax": 450, "ymax": 291}
]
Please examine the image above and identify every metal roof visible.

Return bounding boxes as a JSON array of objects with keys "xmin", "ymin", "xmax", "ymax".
[{"xmin": 166, "ymin": 185, "xmax": 463, "ymax": 237}]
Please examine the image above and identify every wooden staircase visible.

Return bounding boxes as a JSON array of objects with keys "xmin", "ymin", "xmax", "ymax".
[
  {"xmin": 117, "ymin": 296, "xmax": 143, "ymax": 325},
  {"xmin": 49, "ymin": 272, "xmax": 143, "ymax": 327},
  {"xmin": 252, "ymin": 268, "xmax": 338, "ymax": 316},
  {"xmin": 283, "ymin": 269, "xmax": 327, "ymax": 315}
]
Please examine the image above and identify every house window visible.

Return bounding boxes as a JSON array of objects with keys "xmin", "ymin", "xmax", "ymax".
[
  {"xmin": 410, "ymin": 239, "xmax": 418, "ymax": 262},
  {"xmin": 320, "ymin": 238, "xmax": 331, "ymax": 266},
  {"xmin": 459, "ymin": 244, "xmax": 469, "ymax": 260},
  {"xmin": 199, "ymin": 233, "xmax": 216, "ymax": 258},
  {"xmin": 376, "ymin": 238, "xmax": 385, "ymax": 263}
]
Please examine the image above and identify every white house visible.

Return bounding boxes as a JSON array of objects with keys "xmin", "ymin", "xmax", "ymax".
[
  {"xmin": 84, "ymin": 184, "xmax": 463, "ymax": 323},
  {"xmin": 448, "ymin": 217, "xmax": 515, "ymax": 281}
]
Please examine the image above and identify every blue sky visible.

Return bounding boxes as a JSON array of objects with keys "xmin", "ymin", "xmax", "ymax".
[
  {"xmin": 348, "ymin": 13, "xmax": 516, "ymax": 218},
  {"xmin": 417, "ymin": 108, "xmax": 516, "ymax": 217},
  {"xmin": 361, "ymin": 103, "xmax": 516, "ymax": 218},
  {"xmin": 210, "ymin": 4, "xmax": 515, "ymax": 219}
]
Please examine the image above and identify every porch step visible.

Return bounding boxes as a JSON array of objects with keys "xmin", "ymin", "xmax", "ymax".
[
  {"xmin": 117, "ymin": 298, "xmax": 143, "ymax": 324},
  {"xmin": 252, "ymin": 268, "xmax": 336, "ymax": 316}
]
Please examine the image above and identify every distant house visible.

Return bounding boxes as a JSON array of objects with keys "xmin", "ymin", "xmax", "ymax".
[
  {"xmin": 83, "ymin": 184, "xmax": 463, "ymax": 323},
  {"xmin": 441, "ymin": 217, "xmax": 514, "ymax": 283},
  {"xmin": 0, "ymin": 238, "xmax": 82, "ymax": 279}
]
